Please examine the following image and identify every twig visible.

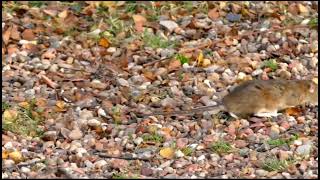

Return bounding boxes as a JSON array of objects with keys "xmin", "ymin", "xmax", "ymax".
[
  {"xmin": 95, "ymin": 152, "xmax": 151, "ymax": 161},
  {"xmin": 40, "ymin": 74, "xmax": 59, "ymax": 89},
  {"xmin": 142, "ymin": 57, "xmax": 171, "ymax": 67}
]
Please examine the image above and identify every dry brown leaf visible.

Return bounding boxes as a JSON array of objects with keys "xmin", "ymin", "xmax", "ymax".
[
  {"xmin": 3, "ymin": 109, "xmax": 18, "ymax": 121},
  {"xmin": 159, "ymin": 147, "xmax": 175, "ymax": 159},
  {"xmin": 58, "ymin": 10, "xmax": 68, "ymax": 19},
  {"xmin": 8, "ymin": 151, "xmax": 23, "ymax": 163},
  {"xmin": 10, "ymin": 25, "xmax": 20, "ymax": 40},
  {"xmin": 285, "ymin": 107, "xmax": 302, "ymax": 116},
  {"xmin": 143, "ymin": 70, "xmax": 156, "ymax": 81},
  {"xmin": 132, "ymin": 14, "xmax": 147, "ymax": 32},
  {"xmin": 41, "ymin": 48, "xmax": 57, "ymax": 60},
  {"xmin": 43, "ymin": 9, "xmax": 58, "ymax": 17},
  {"xmin": 18, "ymin": 101, "xmax": 30, "ymax": 109},
  {"xmin": 22, "ymin": 29, "xmax": 35, "ymax": 41},
  {"xmin": 3, "ymin": 26, "xmax": 12, "ymax": 45},
  {"xmin": 99, "ymin": 38, "xmax": 110, "ymax": 48},
  {"xmin": 36, "ymin": 98, "xmax": 48, "ymax": 107},
  {"xmin": 208, "ymin": 8, "xmax": 219, "ymax": 20},
  {"xmin": 168, "ymin": 59, "xmax": 181, "ymax": 72}
]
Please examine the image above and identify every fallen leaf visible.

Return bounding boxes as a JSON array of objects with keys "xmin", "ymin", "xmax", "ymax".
[
  {"xmin": 8, "ymin": 151, "xmax": 23, "ymax": 163},
  {"xmin": 297, "ymin": 3, "xmax": 309, "ymax": 14},
  {"xmin": 10, "ymin": 25, "xmax": 20, "ymax": 40},
  {"xmin": 143, "ymin": 70, "xmax": 156, "ymax": 81},
  {"xmin": 58, "ymin": 10, "xmax": 68, "ymax": 19},
  {"xmin": 41, "ymin": 48, "xmax": 57, "ymax": 60},
  {"xmin": 208, "ymin": 8, "xmax": 219, "ymax": 20},
  {"xmin": 99, "ymin": 38, "xmax": 110, "ymax": 48},
  {"xmin": 2, "ymin": 150, "xmax": 10, "ymax": 159},
  {"xmin": 22, "ymin": 29, "xmax": 35, "ymax": 41},
  {"xmin": 36, "ymin": 98, "xmax": 47, "ymax": 107},
  {"xmin": 3, "ymin": 109, "xmax": 18, "ymax": 121},
  {"xmin": 3, "ymin": 26, "xmax": 12, "ymax": 45},
  {"xmin": 132, "ymin": 14, "xmax": 147, "ymax": 32},
  {"xmin": 285, "ymin": 107, "xmax": 302, "ymax": 116},
  {"xmin": 168, "ymin": 59, "xmax": 181, "ymax": 72},
  {"xmin": 18, "ymin": 101, "xmax": 30, "ymax": 109},
  {"xmin": 160, "ymin": 147, "xmax": 175, "ymax": 159},
  {"xmin": 56, "ymin": 100, "xmax": 66, "ymax": 109},
  {"xmin": 196, "ymin": 51, "xmax": 204, "ymax": 66}
]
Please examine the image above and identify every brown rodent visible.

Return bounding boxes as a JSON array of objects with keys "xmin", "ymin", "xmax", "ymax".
[{"xmin": 143, "ymin": 79, "xmax": 318, "ymax": 118}]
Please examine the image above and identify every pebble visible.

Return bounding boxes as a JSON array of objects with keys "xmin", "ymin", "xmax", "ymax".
[
  {"xmin": 69, "ymin": 129, "xmax": 83, "ymax": 140},
  {"xmin": 296, "ymin": 143, "xmax": 313, "ymax": 156},
  {"xmin": 94, "ymin": 160, "xmax": 107, "ymax": 169},
  {"xmin": 197, "ymin": 154, "xmax": 206, "ymax": 162},
  {"xmin": 3, "ymin": 159, "xmax": 15, "ymax": 168},
  {"xmin": 175, "ymin": 150, "xmax": 185, "ymax": 158},
  {"xmin": 42, "ymin": 131, "xmax": 57, "ymax": 141},
  {"xmin": 134, "ymin": 137, "xmax": 144, "ymax": 145},
  {"xmin": 160, "ymin": 20, "xmax": 179, "ymax": 32},
  {"xmin": 269, "ymin": 125, "xmax": 280, "ymax": 139},
  {"xmin": 256, "ymin": 169, "xmax": 268, "ymax": 177},
  {"xmin": 117, "ymin": 78, "xmax": 130, "ymax": 87},
  {"xmin": 21, "ymin": 167, "xmax": 31, "ymax": 173},
  {"xmin": 176, "ymin": 138, "xmax": 189, "ymax": 149},
  {"xmin": 251, "ymin": 69, "xmax": 263, "ymax": 76},
  {"xmin": 87, "ymin": 119, "xmax": 101, "ymax": 127}
]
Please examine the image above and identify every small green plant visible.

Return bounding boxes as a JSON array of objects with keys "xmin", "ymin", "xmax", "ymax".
[
  {"xmin": 181, "ymin": 147, "xmax": 194, "ymax": 156},
  {"xmin": 2, "ymin": 99, "xmax": 44, "ymax": 137},
  {"xmin": 28, "ymin": 1, "xmax": 46, "ymax": 7},
  {"xmin": 2, "ymin": 102, "xmax": 11, "ymax": 112},
  {"xmin": 112, "ymin": 172, "xmax": 139, "ymax": 179},
  {"xmin": 142, "ymin": 134, "xmax": 164, "ymax": 143},
  {"xmin": 308, "ymin": 18, "xmax": 318, "ymax": 29},
  {"xmin": 267, "ymin": 134, "xmax": 299, "ymax": 147},
  {"xmin": 176, "ymin": 54, "xmax": 190, "ymax": 64},
  {"xmin": 211, "ymin": 140, "xmax": 233, "ymax": 154},
  {"xmin": 262, "ymin": 156, "xmax": 296, "ymax": 172},
  {"xmin": 125, "ymin": 1, "xmax": 138, "ymax": 13},
  {"xmin": 263, "ymin": 59, "xmax": 278, "ymax": 71},
  {"xmin": 142, "ymin": 30, "xmax": 176, "ymax": 49}
]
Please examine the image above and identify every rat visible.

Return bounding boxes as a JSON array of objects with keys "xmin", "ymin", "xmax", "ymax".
[{"xmin": 142, "ymin": 79, "xmax": 318, "ymax": 118}]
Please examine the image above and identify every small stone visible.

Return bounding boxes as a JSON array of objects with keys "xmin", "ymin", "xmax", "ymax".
[
  {"xmin": 197, "ymin": 154, "xmax": 206, "ymax": 162},
  {"xmin": 49, "ymin": 64, "xmax": 59, "ymax": 72},
  {"xmin": 3, "ymin": 159, "xmax": 15, "ymax": 168},
  {"xmin": 176, "ymin": 138, "xmax": 188, "ymax": 149},
  {"xmin": 226, "ymin": 13, "xmax": 241, "ymax": 22},
  {"xmin": 210, "ymin": 153, "xmax": 220, "ymax": 161},
  {"xmin": 252, "ymin": 69, "xmax": 263, "ymax": 76},
  {"xmin": 296, "ymin": 143, "xmax": 313, "ymax": 156},
  {"xmin": 117, "ymin": 78, "xmax": 129, "ymax": 87},
  {"xmin": 69, "ymin": 129, "xmax": 83, "ymax": 140},
  {"xmin": 42, "ymin": 131, "xmax": 57, "ymax": 141},
  {"xmin": 234, "ymin": 140, "xmax": 248, "ymax": 148},
  {"xmin": 94, "ymin": 160, "xmax": 107, "ymax": 169},
  {"xmin": 175, "ymin": 150, "xmax": 185, "ymax": 158},
  {"xmin": 87, "ymin": 119, "xmax": 101, "ymax": 127},
  {"xmin": 141, "ymin": 167, "xmax": 153, "ymax": 176},
  {"xmin": 20, "ymin": 166, "xmax": 31, "ymax": 173},
  {"xmin": 107, "ymin": 47, "xmax": 117, "ymax": 53},
  {"xmin": 134, "ymin": 137, "xmax": 143, "ymax": 145},
  {"xmin": 256, "ymin": 169, "xmax": 268, "ymax": 177},
  {"xmin": 269, "ymin": 125, "xmax": 280, "ymax": 139},
  {"xmin": 160, "ymin": 20, "xmax": 179, "ymax": 32}
]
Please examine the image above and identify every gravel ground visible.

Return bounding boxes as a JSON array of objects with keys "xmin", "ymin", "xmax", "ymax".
[{"xmin": 2, "ymin": 1, "xmax": 318, "ymax": 179}]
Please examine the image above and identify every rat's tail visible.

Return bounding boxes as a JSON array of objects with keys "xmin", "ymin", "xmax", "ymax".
[{"xmin": 140, "ymin": 103, "xmax": 224, "ymax": 117}]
